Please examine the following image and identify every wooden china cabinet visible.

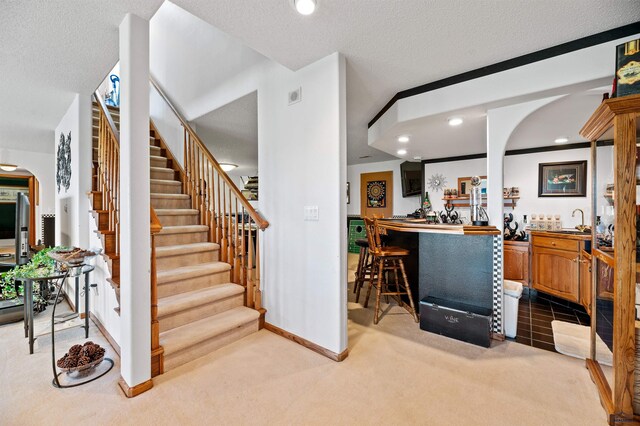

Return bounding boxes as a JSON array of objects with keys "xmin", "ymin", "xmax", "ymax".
[{"xmin": 580, "ymin": 93, "xmax": 640, "ymax": 424}]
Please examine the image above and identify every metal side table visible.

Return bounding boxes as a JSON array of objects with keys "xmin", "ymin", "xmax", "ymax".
[
  {"xmin": 48, "ymin": 265, "xmax": 113, "ymax": 388},
  {"xmin": 18, "ymin": 265, "xmax": 92, "ymax": 354}
]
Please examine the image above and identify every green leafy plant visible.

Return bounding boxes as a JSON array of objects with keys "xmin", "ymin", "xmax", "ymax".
[{"xmin": 0, "ymin": 247, "xmax": 65, "ymax": 304}]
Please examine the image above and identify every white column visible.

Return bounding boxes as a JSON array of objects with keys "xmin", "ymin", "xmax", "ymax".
[
  {"xmin": 77, "ymin": 94, "xmax": 93, "ymax": 248},
  {"xmin": 486, "ymin": 95, "xmax": 562, "ymax": 334},
  {"xmin": 119, "ymin": 13, "xmax": 151, "ymax": 388}
]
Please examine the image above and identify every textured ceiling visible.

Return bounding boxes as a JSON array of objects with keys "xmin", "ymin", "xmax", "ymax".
[
  {"xmin": 0, "ymin": 0, "xmax": 164, "ymax": 154},
  {"xmin": 2, "ymin": 0, "xmax": 639, "ymax": 163},
  {"xmin": 193, "ymin": 91, "xmax": 258, "ymax": 177},
  {"xmin": 172, "ymin": 0, "xmax": 640, "ymax": 164}
]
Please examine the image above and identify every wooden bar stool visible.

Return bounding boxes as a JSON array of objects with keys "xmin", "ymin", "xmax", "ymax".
[
  {"xmin": 353, "ymin": 238, "xmax": 372, "ymax": 303},
  {"xmin": 362, "ymin": 217, "xmax": 419, "ymax": 325}
]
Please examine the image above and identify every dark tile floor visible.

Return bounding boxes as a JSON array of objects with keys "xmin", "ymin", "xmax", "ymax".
[{"xmin": 510, "ymin": 288, "xmax": 591, "ymax": 353}]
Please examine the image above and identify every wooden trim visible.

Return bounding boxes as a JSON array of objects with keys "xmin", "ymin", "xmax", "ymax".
[
  {"xmin": 118, "ymin": 377, "xmax": 153, "ymax": 398},
  {"xmin": 581, "ymin": 94, "xmax": 640, "ymax": 140},
  {"xmin": 89, "ymin": 312, "xmax": 121, "ymax": 356},
  {"xmin": 612, "ymin": 112, "xmax": 636, "ymax": 417},
  {"xmin": 0, "ymin": 173, "xmax": 37, "ymax": 246},
  {"xmin": 264, "ymin": 322, "xmax": 349, "ymax": 362},
  {"xmin": 587, "ymin": 359, "xmax": 615, "ymax": 420},
  {"xmin": 370, "ymin": 22, "xmax": 640, "ymax": 128},
  {"xmin": 377, "ymin": 219, "xmax": 500, "ymax": 236}
]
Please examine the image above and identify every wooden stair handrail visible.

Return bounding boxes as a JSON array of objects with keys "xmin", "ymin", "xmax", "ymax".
[
  {"xmin": 150, "ymin": 207, "xmax": 162, "ymax": 234},
  {"xmin": 93, "ymin": 90, "xmax": 120, "ymax": 142},
  {"xmin": 149, "ymin": 77, "xmax": 269, "ymax": 230}
]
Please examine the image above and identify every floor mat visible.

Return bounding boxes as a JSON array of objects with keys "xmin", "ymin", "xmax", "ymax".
[{"xmin": 551, "ymin": 320, "xmax": 612, "ymax": 366}]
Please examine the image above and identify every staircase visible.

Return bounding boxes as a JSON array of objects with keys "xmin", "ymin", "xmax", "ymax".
[
  {"xmin": 148, "ymin": 126, "xmax": 259, "ymax": 372},
  {"xmin": 89, "ymin": 88, "xmax": 267, "ymax": 375}
]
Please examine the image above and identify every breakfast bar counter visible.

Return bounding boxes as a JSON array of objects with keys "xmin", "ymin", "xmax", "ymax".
[{"xmin": 376, "ymin": 218, "xmax": 503, "ymax": 336}]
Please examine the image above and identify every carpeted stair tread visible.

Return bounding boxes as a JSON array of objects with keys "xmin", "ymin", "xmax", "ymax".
[
  {"xmin": 158, "ymin": 283, "xmax": 244, "ymax": 317},
  {"xmin": 159, "ymin": 225, "xmax": 208, "ymax": 234},
  {"xmin": 155, "ymin": 209, "xmax": 199, "ymax": 216},
  {"xmin": 151, "ymin": 193, "xmax": 190, "ymax": 199},
  {"xmin": 157, "ymin": 261, "xmax": 231, "ymax": 284},
  {"xmin": 150, "ymin": 166, "xmax": 174, "ymax": 173},
  {"xmin": 150, "ymin": 179, "xmax": 181, "ymax": 186},
  {"xmin": 155, "ymin": 242, "xmax": 220, "ymax": 258},
  {"xmin": 160, "ymin": 306, "xmax": 259, "ymax": 355}
]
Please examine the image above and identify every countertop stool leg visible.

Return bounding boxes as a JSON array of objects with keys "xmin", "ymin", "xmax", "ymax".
[
  {"xmin": 374, "ymin": 260, "xmax": 384, "ymax": 325},
  {"xmin": 354, "ymin": 246, "xmax": 366, "ymax": 293},
  {"xmin": 363, "ymin": 256, "xmax": 377, "ymax": 309},
  {"xmin": 355, "ymin": 249, "xmax": 370, "ymax": 304},
  {"xmin": 399, "ymin": 258, "xmax": 418, "ymax": 323}
]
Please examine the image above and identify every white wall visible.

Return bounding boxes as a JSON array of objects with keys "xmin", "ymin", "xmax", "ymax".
[
  {"xmin": 55, "ymin": 95, "xmax": 81, "ymax": 247},
  {"xmin": 150, "ymin": 83, "xmax": 185, "ymax": 162},
  {"xmin": 259, "ymin": 53, "xmax": 347, "ymax": 355},
  {"xmin": 424, "ymin": 157, "xmax": 486, "ymax": 224},
  {"xmin": 504, "ymin": 146, "xmax": 613, "ymax": 229},
  {"xmin": 422, "ymin": 146, "xmax": 614, "ymax": 229},
  {"xmin": 347, "ymin": 159, "xmax": 421, "ymax": 216}
]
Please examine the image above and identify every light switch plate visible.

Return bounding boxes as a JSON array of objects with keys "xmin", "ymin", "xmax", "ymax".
[{"xmin": 304, "ymin": 206, "xmax": 319, "ymax": 221}]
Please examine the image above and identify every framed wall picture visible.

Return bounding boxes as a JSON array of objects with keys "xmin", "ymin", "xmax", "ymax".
[
  {"xmin": 538, "ymin": 161, "xmax": 587, "ymax": 197},
  {"xmin": 458, "ymin": 176, "xmax": 487, "ymax": 197}
]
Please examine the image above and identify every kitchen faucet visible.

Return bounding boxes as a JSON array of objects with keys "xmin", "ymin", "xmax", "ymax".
[{"xmin": 572, "ymin": 208, "xmax": 590, "ymax": 232}]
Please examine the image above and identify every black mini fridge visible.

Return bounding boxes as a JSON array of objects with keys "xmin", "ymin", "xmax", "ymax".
[{"xmin": 420, "ymin": 296, "xmax": 493, "ymax": 348}]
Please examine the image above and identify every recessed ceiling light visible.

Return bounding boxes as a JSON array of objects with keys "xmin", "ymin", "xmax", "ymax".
[
  {"xmin": 397, "ymin": 149, "xmax": 407, "ymax": 155},
  {"xmin": 294, "ymin": 0, "xmax": 317, "ymax": 15},
  {"xmin": 554, "ymin": 137, "xmax": 569, "ymax": 144},
  {"xmin": 0, "ymin": 164, "xmax": 17, "ymax": 172},
  {"xmin": 448, "ymin": 117, "xmax": 463, "ymax": 126},
  {"xmin": 413, "ymin": 156, "xmax": 422, "ymax": 161},
  {"xmin": 219, "ymin": 163, "xmax": 238, "ymax": 172},
  {"xmin": 397, "ymin": 135, "xmax": 410, "ymax": 143}
]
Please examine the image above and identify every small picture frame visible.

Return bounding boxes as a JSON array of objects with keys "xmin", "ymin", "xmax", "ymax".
[{"xmin": 538, "ymin": 161, "xmax": 587, "ymax": 197}]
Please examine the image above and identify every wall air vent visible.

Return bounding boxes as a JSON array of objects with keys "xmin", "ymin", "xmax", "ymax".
[{"xmin": 288, "ymin": 87, "xmax": 302, "ymax": 105}]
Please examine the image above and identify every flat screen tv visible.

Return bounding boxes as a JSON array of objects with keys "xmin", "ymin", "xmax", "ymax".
[
  {"xmin": 400, "ymin": 161, "xmax": 422, "ymax": 197},
  {"xmin": 15, "ymin": 192, "xmax": 30, "ymax": 265}
]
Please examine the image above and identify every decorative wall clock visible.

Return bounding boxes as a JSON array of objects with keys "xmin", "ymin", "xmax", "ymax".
[{"xmin": 427, "ymin": 173, "xmax": 447, "ymax": 192}]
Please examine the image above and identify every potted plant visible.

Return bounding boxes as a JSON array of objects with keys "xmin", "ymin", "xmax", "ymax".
[{"xmin": 0, "ymin": 247, "xmax": 58, "ymax": 325}]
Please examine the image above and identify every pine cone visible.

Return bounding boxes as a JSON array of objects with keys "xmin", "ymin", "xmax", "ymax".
[
  {"xmin": 77, "ymin": 355, "xmax": 90, "ymax": 366},
  {"xmin": 82, "ymin": 345, "xmax": 96, "ymax": 357},
  {"xmin": 68, "ymin": 344, "xmax": 83, "ymax": 356},
  {"xmin": 64, "ymin": 355, "xmax": 79, "ymax": 368},
  {"xmin": 93, "ymin": 347, "xmax": 105, "ymax": 360},
  {"xmin": 83, "ymin": 341, "xmax": 95, "ymax": 347},
  {"xmin": 57, "ymin": 354, "xmax": 68, "ymax": 368}
]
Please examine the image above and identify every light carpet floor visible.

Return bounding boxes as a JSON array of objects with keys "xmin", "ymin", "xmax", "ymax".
[{"xmin": 0, "ymin": 257, "xmax": 607, "ymax": 425}]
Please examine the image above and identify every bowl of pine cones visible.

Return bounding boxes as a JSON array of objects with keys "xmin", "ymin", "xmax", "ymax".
[{"xmin": 57, "ymin": 341, "xmax": 106, "ymax": 372}]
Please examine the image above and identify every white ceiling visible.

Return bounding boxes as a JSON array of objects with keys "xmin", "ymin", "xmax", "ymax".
[
  {"xmin": 506, "ymin": 88, "xmax": 607, "ymax": 150},
  {"xmin": 373, "ymin": 86, "xmax": 610, "ymax": 160},
  {"xmin": 0, "ymin": 0, "xmax": 164, "ymax": 154},
  {"xmin": 193, "ymin": 91, "xmax": 258, "ymax": 177},
  {"xmin": 150, "ymin": 1, "xmax": 269, "ymax": 121},
  {"xmin": 170, "ymin": 0, "xmax": 640, "ymax": 164},
  {"xmin": 1, "ymin": 0, "xmax": 639, "ymax": 165}
]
